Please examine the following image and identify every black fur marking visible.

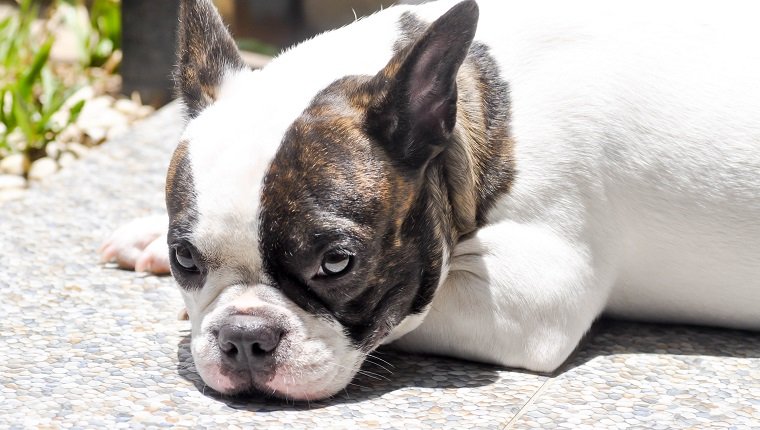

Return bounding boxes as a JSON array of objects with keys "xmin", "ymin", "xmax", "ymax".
[
  {"xmin": 175, "ymin": 0, "xmax": 245, "ymax": 119},
  {"xmin": 165, "ymin": 140, "xmax": 205, "ymax": 290}
]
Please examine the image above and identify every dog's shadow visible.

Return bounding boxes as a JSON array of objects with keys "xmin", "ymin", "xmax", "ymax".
[
  {"xmin": 557, "ymin": 317, "xmax": 760, "ymax": 374},
  {"xmin": 176, "ymin": 318, "xmax": 760, "ymax": 411}
]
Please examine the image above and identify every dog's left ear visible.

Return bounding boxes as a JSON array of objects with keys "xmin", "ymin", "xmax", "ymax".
[
  {"xmin": 366, "ymin": 0, "xmax": 479, "ymax": 168},
  {"xmin": 175, "ymin": 0, "xmax": 246, "ymax": 119}
]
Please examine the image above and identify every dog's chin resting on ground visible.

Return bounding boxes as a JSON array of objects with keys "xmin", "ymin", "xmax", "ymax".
[{"xmin": 100, "ymin": 0, "xmax": 760, "ymax": 401}]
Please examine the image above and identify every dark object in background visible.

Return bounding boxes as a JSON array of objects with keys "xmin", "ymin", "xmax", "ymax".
[
  {"xmin": 121, "ymin": 0, "xmax": 179, "ymax": 107},
  {"xmin": 118, "ymin": 0, "xmax": 399, "ymax": 107},
  {"xmin": 224, "ymin": 0, "xmax": 307, "ymax": 49},
  {"xmin": 222, "ymin": 0, "xmax": 396, "ymax": 48}
]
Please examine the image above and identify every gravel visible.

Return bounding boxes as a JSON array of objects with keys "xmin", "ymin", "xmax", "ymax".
[{"xmin": 0, "ymin": 88, "xmax": 154, "ymax": 203}]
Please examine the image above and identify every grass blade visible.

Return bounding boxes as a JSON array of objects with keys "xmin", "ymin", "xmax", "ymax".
[{"xmin": 19, "ymin": 38, "xmax": 54, "ymax": 102}]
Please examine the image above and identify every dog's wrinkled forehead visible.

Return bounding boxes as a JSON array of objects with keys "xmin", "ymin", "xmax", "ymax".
[
  {"xmin": 167, "ymin": 76, "xmax": 396, "ymax": 293},
  {"xmin": 258, "ymin": 78, "xmax": 397, "ymax": 268},
  {"xmin": 263, "ymin": 79, "xmax": 391, "ymax": 222},
  {"xmin": 166, "ymin": 72, "xmax": 322, "ymax": 289}
]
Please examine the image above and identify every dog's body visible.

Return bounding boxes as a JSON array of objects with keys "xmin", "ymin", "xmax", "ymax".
[{"xmin": 101, "ymin": 0, "xmax": 760, "ymax": 400}]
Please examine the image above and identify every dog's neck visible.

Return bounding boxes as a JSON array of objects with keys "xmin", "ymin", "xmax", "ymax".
[{"xmin": 426, "ymin": 46, "xmax": 515, "ymax": 246}]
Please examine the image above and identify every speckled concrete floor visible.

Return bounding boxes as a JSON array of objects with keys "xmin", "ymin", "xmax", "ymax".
[{"xmin": 1, "ymin": 103, "xmax": 758, "ymax": 429}]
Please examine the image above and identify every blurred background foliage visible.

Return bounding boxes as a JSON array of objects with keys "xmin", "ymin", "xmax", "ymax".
[
  {"xmin": 0, "ymin": 0, "xmax": 406, "ymax": 163},
  {"xmin": 0, "ymin": 0, "xmax": 120, "ymax": 160}
]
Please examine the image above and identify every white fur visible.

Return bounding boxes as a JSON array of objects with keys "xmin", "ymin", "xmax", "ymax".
[{"xmin": 104, "ymin": 0, "xmax": 760, "ymax": 396}]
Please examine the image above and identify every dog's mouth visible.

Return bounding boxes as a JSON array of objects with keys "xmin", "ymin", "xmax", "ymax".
[
  {"xmin": 190, "ymin": 324, "xmax": 363, "ymax": 401},
  {"xmin": 214, "ymin": 368, "xmax": 284, "ymax": 399},
  {"xmin": 197, "ymin": 356, "xmax": 354, "ymax": 401}
]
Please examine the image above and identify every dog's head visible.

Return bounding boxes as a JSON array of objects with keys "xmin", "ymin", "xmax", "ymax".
[{"xmin": 166, "ymin": 0, "xmax": 478, "ymax": 400}]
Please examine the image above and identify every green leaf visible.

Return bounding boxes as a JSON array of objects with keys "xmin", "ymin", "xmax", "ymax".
[
  {"xmin": 37, "ymin": 85, "xmax": 68, "ymax": 134},
  {"xmin": 40, "ymin": 67, "xmax": 59, "ymax": 109},
  {"xmin": 17, "ymin": 0, "xmax": 38, "ymax": 39},
  {"xmin": 19, "ymin": 38, "xmax": 54, "ymax": 102},
  {"xmin": 1, "ymin": 18, "xmax": 20, "ymax": 70},
  {"xmin": 37, "ymin": 101, "xmax": 62, "ymax": 135},
  {"xmin": 0, "ymin": 15, "xmax": 10, "ymax": 32},
  {"xmin": 0, "ymin": 87, "xmax": 6, "ymax": 125},
  {"xmin": 68, "ymin": 99, "xmax": 86, "ymax": 125},
  {"xmin": 0, "ymin": 21, "xmax": 11, "ymax": 68},
  {"xmin": 12, "ymin": 91, "xmax": 35, "ymax": 147},
  {"xmin": 3, "ymin": 90, "xmax": 16, "ymax": 131}
]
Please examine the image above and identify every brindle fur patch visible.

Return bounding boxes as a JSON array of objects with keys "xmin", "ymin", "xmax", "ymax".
[
  {"xmin": 259, "ymin": 1, "xmax": 513, "ymax": 349},
  {"xmin": 259, "ymin": 77, "xmax": 445, "ymax": 348},
  {"xmin": 462, "ymin": 41, "xmax": 515, "ymax": 227},
  {"xmin": 395, "ymin": 13, "xmax": 515, "ymax": 233}
]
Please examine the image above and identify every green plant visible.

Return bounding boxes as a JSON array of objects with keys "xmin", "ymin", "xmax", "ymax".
[
  {"xmin": 236, "ymin": 37, "xmax": 279, "ymax": 57},
  {"xmin": 0, "ymin": 0, "xmax": 86, "ymax": 160},
  {"xmin": 59, "ymin": 0, "xmax": 121, "ymax": 69}
]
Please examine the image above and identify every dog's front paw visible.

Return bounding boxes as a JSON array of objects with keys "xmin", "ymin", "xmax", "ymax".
[{"xmin": 99, "ymin": 215, "xmax": 170, "ymax": 275}]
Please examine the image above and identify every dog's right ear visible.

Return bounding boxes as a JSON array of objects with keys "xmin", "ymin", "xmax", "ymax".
[
  {"xmin": 176, "ymin": 0, "xmax": 245, "ymax": 118},
  {"xmin": 365, "ymin": 0, "xmax": 478, "ymax": 169}
]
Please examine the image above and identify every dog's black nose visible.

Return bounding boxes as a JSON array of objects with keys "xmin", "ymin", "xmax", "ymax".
[{"xmin": 217, "ymin": 315, "xmax": 284, "ymax": 371}]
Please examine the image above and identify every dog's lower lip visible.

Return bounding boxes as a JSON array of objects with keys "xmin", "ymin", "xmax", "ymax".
[{"xmin": 218, "ymin": 375, "xmax": 292, "ymax": 400}]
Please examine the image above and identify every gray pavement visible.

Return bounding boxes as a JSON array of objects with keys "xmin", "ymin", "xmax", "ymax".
[{"xmin": 1, "ymin": 103, "xmax": 758, "ymax": 429}]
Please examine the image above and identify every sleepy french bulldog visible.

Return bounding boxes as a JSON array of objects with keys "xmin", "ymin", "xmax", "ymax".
[{"xmin": 100, "ymin": 0, "xmax": 760, "ymax": 400}]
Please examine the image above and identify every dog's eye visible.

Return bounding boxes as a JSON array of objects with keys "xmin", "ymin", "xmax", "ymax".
[
  {"xmin": 318, "ymin": 250, "xmax": 353, "ymax": 277},
  {"xmin": 173, "ymin": 245, "xmax": 199, "ymax": 272}
]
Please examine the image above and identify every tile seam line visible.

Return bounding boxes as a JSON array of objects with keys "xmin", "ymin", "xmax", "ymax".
[{"xmin": 501, "ymin": 376, "xmax": 555, "ymax": 429}]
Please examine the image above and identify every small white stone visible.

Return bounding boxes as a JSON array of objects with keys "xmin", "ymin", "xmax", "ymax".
[
  {"xmin": 63, "ymin": 86, "xmax": 95, "ymax": 111},
  {"xmin": 0, "ymin": 188, "xmax": 25, "ymax": 202},
  {"xmin": 136, "ymin": 105, "xmax": 155, "ymax": 118},
  {"xmin": 45, "ymin": 141, "xmax": 63, "ymax": 159},
  {"xmin": 58, "ymin": 152, "xmax": 77, "ymax": 168},
  {"xmin": 6, "ymin": 129, "xmax": 25, "ymax": 147},
  {"xmin": 66, "ymin": 142, "xmax": 89, "ymax": 159},
  {"xmin": 84, "ymin": 126, "xmax": 107, "ymax": 143},
  {"xmin": 79, "ymin": 109, "xmax": 128, "ymax": 143},
  {"xmin": 27, "ymin": 157, "xmax": 59, "ymax": 181},
  {"xmin": 0, "ymin": 174, "xmax": 26, "ymax": 190},
  {"xmin": 106, "ymin": 124, "xmax": 129, "ymax": 140},
  {"xmin": 77, "ymin": 94, "xmax": 128, "ymax": 144},
  {"xmin": 114, "ymin": 99, "xmax": 140, "ymax": 117},
  {"xmin": 58, "ymin": 124, "xmax": 84, "ymax": 143},
  {"xmin": 86, "ymin": 95, "xmax": 116, "ymax": 111},
  {"xmin": 0, "ymin": 153, "xmax": 30, "ymax": 176}
]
